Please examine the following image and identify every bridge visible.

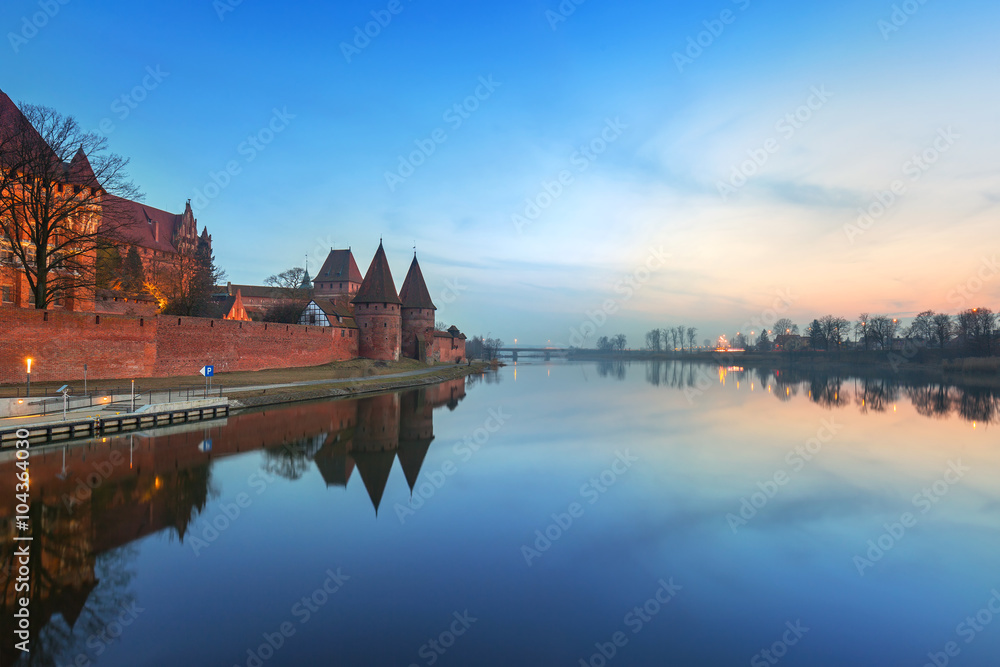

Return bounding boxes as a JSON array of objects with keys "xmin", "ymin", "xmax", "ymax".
[{"xmin": 497, "ymin": 347, "xmax": 569, "ymax": 361}]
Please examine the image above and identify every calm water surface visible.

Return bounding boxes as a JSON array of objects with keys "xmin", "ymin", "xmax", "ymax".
[{"xmin": 3, "ymin": 361, "xmax": 1000, "ymax": 666}]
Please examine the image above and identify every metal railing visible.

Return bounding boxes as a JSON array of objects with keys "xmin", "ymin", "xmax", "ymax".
[{"xmin": 2, "ymin": 384, "xmax": 225, "ymax": 419}]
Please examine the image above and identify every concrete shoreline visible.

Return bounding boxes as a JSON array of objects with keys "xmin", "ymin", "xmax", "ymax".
[
  {"xmin": 227, "ymin": 362, "xmax": 488, "ymax": 411},
  {"xmin": 0, "ymin": 361, "xmax": 490, "ymax": 446}
]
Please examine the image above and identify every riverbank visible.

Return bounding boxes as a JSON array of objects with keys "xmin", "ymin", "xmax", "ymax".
[
  {"xmin": 0, "ymin": 358, "xmax": 491, "ymax": 410},
  {"xmin": 567, "ymin": 350, "xmax": 1000, "ymax": 386},
  {"xmin": 227, "ymin": 361, "xmax": 488, "ymax": 410}
]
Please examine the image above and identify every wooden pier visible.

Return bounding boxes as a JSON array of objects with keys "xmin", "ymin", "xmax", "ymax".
[{"xmin": 0, "ymin": 398, "xmax": 230, "ymax": 446}]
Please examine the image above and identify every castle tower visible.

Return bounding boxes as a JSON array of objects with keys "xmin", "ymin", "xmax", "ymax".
[
  {"xmin": 314, "ymin": 248, "xmax": 362, "ymax": 302},
  {"xmin": 399, "ymin": 254, "xmax": 437, "ymax": 361},
  {"xmin": 352, "ymin": 242, "xmax": 402, "ymax": 361}
]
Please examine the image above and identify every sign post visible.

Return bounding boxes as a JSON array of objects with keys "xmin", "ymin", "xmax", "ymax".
[{"xmin": 199, "ymin": 365, "xmax": 214, "ymax": 397}]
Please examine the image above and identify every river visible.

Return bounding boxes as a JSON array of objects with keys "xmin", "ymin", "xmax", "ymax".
[{"xmin": 2, "ymin": 361, "xmax": 999, "ymax": 666}]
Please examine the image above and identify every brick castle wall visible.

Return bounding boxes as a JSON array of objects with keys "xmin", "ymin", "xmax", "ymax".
[{"xmin": 0, "ymin": 308, "xmax": 357, "ymax": 383}]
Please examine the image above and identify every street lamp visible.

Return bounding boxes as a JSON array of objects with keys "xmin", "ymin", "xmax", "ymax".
[{"xmin": 26, "ymin": 358, "xmax": 32, "ymax": 397}]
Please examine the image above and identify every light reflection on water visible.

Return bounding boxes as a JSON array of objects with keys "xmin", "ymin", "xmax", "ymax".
[{"xmin": 2, "ymin": 362, "xmax": 999, "ymax": 667}]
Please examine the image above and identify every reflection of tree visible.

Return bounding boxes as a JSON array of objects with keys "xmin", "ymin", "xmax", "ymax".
[
  {"xmin": 906, "ymin": 384, "xmax": 954, "ymax": 419},
  {"xmin": 597, "ymin": 360, "xmax": 626, "ymax": 381},
  {"xmin": 262, "ymin": 433, "xmax": 326, "ymax": 481},
  {"xmin": 809, "ymin": 377, "xmax": 849, "ymax": 408},
  {"xmin": 466, "ymin": 371, "xmax": 501, "ymax": 388},
  {"xmin": 856, "ymin": 378, "xmax": 901, "ymax": 414},
  {"xmin": 954, "ymin": 387, "xmax": 999, "ymax": 424},
  {"xmin": 645, "ymin": 361, "xmax": 662, "ymax": 386}
]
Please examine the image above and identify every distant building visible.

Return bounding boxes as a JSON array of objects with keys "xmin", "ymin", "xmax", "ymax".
[
  {"xmin": 212, "ymin": 282, "xmax": 306, "ymax": 321},
  {"xmin": 774, "ymin": 334, "xmax": 810, "ymax": 351},
  {"xmin": 223, "ymin": 289, "xmax": 250, "ymax": 321}
]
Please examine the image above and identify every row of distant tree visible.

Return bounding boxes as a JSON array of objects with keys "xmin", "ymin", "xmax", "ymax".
[
  {"xmin": 642, "ymin": 326, "xmax": 699, "ymax": 353},
  {"xmin": 731, "ymin": 310, "xmax": 997, "ymax": 356},
  {"xmin": 467, "ymin": 335, "xmax": 503, "ymax": 360}
]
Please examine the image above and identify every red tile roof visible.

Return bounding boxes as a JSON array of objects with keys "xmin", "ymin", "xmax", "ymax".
[
  {"xmin": 317, "ymin": 249, "xmax": 363, "ymax": 285},
  {"xmin": 399, "ymin": 254, "xmax": 436, "ymax": 310},
  {"xmin": 353, "ymin": 242, "xmax": 401, "ymax": 305},
  {"xmin": 67, "ymin": 147, "xmax": 99, "ymax": 187},
  {"xmin": 0, "ymin": 88, "xmax": 76, "ymax": 179},
  {"xmin": 102, "ymin": 195, "xmax": 186, "ymax": 254}
]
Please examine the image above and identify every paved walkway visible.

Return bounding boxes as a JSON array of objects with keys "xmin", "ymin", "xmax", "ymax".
[{"xmin": 1, "ymin": 364, "xmax": 469, "ymax": 430}]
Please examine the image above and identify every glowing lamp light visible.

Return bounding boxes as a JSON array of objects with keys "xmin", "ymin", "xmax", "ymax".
[{"xmin": 26, "ymin": 358, "xmax": 32, "ymax": 373}]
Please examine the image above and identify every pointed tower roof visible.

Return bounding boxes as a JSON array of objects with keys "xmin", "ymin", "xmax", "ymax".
[
  {"xmin": 351, "ymin": 450, "xmax": 396, "ymax": 514},
  {"xmin": 399, "ymin": 254, "xmax": 437, "ymax": 310},
  {"xmin": 318, "ymin": 249, "xmax": 363, "ymax": 284},
  {"xmin": 67, "ymin": 147, "xmax": 100, "ymax": 188},
  {"xmin": 300, "ymin": 268, "xmax": 312, "ymax": 289},
  {"xmin": 353, "ymin": 242, "xmax": 401, "ymax": 305}
]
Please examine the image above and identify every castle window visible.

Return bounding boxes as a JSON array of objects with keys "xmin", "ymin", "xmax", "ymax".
[{"xmin": 1, "ymin": 286, "xmax": 11, "ymax": 303}]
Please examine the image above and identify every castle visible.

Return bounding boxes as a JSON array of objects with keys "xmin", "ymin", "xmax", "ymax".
[
  {"xmin": 0, "ymin": 87, "xmax": 211, "ymax": 315},
  {"xmin": 1, "ymin": 87, "xmax": 466, "ymax": 370},
  {"xmin": 295, "ymin": 242, "xmax": 466, "ymax": 364}
]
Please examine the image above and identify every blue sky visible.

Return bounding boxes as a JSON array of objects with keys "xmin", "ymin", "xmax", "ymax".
[{"xmin": 2, "ymin": 0, "xmax": 998, "ymax": 346}]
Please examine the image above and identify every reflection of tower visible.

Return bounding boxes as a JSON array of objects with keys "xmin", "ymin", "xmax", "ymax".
[
  {"xmin": 397, "ymin": 388, "xmax": 435, "ymax": 493},
  {"xmin": 351, "ymin": 393, "xmax": 400, "ymax": 513},
  {"xmin": 425, "ymin": 377, "xmax": 468, "ymax": 410},
  {"xmin": 313, "ymin": 431, "xmax": 356, "ymax": 488},
  {"xmin": 399, "ymin": 254, "xmax": 436, "ymax": 361},
  {"xmin": 352, "ymin": 241, "xmax": 402, "ymax": 361}
]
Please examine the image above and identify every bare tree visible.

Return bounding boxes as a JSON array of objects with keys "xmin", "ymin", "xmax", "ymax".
[
  {"xmin": 613, "ymin": 333, "xmax": 627, "ymax": 352},
  {"xmin": 154, "ymin": 237, "xmax": 226, "ymax": 316},
  {"xmin": 0, "ymin": 100, "xmax": 140, "ymax": 308},
  {"xmin": 669, "ymin": 327, "xmax": 679, "ymax": 352},
  {"xmin": 956, "ymin": 307, "xmax": 996, "ymax": 355},
  {"xmin": 854, "ymin": 313, "xmax": 873, "ymax": 349},
  {"xmin": 686, "ymin": 327, "xmax": 697, "ymax": 351},
  {"xmin": 773, "ymin": 318, "xmax": 798, "ymax": 336},
  {"xmin": 817, "ymin": 315, "xmax": 849, "ymax": 349},
  {"xmin": 932, "ymin": 313, "xmax": 953, "ymax": 349},
  {"xmin": 264, "ymin": 267, "xmax": 309, "ymax": 291},
  {"xmin": 645, "ymin": 328, "xmax": 662, "ymax": 352},
  {"xmin": 908, "ymin": 310, "xmax": 935, "ymax": 343},
  {"xmin": 676, "ymin": 325, "xmax": 685, "ymax": 353}
]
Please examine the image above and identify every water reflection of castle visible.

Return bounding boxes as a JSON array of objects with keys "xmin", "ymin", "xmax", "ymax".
[{"xmin": 0, "ymin": 379, "xmax": 466, "ymax": 664}]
